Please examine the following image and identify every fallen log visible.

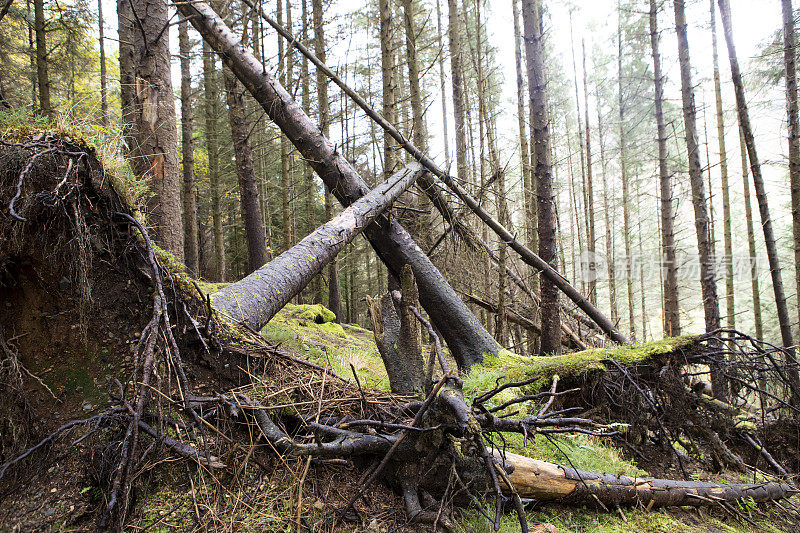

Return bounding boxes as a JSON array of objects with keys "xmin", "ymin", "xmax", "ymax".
[
  {"xmin": 212, "ymin": 163, "xmax": 426, "ymax": 330},
  {"xmin": 498, "ymin": 450, "xmax": 794, "ymax": 507},
  {"xmin": 248, "ymin": 0, "xmax": 626, "ymax": 346},
  {"xmin": 177, "ymin": 0, "xmax": 499, "ymax": 370}
]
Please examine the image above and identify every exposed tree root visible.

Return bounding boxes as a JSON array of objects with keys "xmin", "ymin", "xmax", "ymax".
[{"xmin": 1, "ymin": 137, "xmax": 799, "ymax": 532}]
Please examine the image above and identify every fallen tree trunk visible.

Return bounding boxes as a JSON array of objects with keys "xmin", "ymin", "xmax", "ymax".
[
  {"xmin": 212, "ymin": 163, "xmax": 426, "ymax": 330},
  {"xmin": 178, "ymin": 0, "xmax": 499, "ymax": 370},
  {"xmin": 246, "ymin": 0, "xmax": 626, "ymax": 346},
  {"xmin": 498, "ymin": 450, "xmax": 793, "ymax": 507}
]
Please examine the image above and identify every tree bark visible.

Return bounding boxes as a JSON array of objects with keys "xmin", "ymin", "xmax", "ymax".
[
  {"xmin": 522, "ymin": 0, "xmax": 561, "ymax": 355},
  {"xmin": 783, "ymin": 0, "xmax": 800, "ymax": 354},
  {"xmin": 447, "ymin": 0, "xmax": 469, "ymax": 188},
  {"xmin": 649, "ymin": 0, "xmax": 680, "ymax": 337},
  {"xmin": 224, "ymin": 70, "xmax": 269, "ymax": 273},
  {"xmin": 247, "ymin": 0, "xmax": 625, "ymax": 346},
  {"xmin": 122, "ymin": 0, "xmax": 184, "ymax": 261},
  {"xmin": 203, "ymin": 41, "xmax": 225, "ymax": 281},
  {"xmin": 33, "ymin": 0, "xmax": 51, "ymax": 119},
  {"xmin": 582, "ymin": 41, "xmax": 596, "ymax": 306},
  {"xmin": 499, "ymin": 450, "xmax": 792, "ymax": 508},
  {"xmin": 674, "ymin": 0, "xmax": 720, "ymax": 335},
  {"xmin": 98, "ymin": 0, "xmax": 108, "ymax": 126},
  {"xmin": 213, "ymin": 163, "xmax": 427, "ymax": 330},
  {"xmin": 179, "ymin": 21, "xmax": 199, "ymax": 277},
  {"xmin": 179, "ymin": 1, "xmax": 500, "ymax": 369},
  {"xmin": 738, "ymin": 122, "xmax": 763, "ymax": 340},
  {"xmin": 618, "ymin": 8, "xmax": 636, "ymax": 342},
  {"xmin": 717, "ymin": 0, "xmax": 798, "ymax": 388},
  {"xmin": 311, "ymin": 0, "xmax": 341, "ymax": 320}
]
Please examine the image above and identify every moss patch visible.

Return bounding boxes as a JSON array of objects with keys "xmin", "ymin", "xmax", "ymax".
[
  {"xmin": 260, "ymin": 303, "xmax": 391, "ymax": 390},
  {"xmin": 293, "ymin": 303, "xmax": 337, "ymax": 324}
]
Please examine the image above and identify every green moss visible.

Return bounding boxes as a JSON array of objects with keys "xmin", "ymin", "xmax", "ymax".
[
  {"xmin": 465, "ymin": 336, "xmax": 698, "ymax": 400},
  {"xmin": 293, "ymin": 303, "xmax": 338, "ymax": 323},
  {"xmin": 313, "ymin": 320, "xmax": 347, "ymax": 337}
]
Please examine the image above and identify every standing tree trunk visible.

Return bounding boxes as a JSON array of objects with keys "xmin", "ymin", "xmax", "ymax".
[
  {"xmin": 401, "ymin": 0, "xmax": 433, "ymax": 251},
  {"xmin": 98, "ymin": 0, "xmax": 108, "ymax": 126},
  {"xmin": 513, "ymin": 0, "xmax": 538, "ymax": 352},
  {"xmin": 710, "ymin": 0, "xmax": 734, "ymax": 331},
  {"xmin": 674, "ymin": 0, "xmax": 720, "ymax": 334},
  {"xmin": 649, "ymin": 0, "xmax": 680, "ymax": 337},
  {"xmin": 783, "ymin": 0, "xmax": 800, "ymax": 351},
  {"xmin": 203, "ymin": 42, "xmax": 225, "ymax": 281},
  {"xmin": 447, "ymin": 0, "xmax": 469, "ymax": 189},
  {"xmin": 312, "ymin": 0, "xmax": 341, "ymax": 320},
  {"xmin": 739, "ymin": 122, "xmax": 763, "ymax": 340},
  {"xmin": 278, "ymin": 0, "xmax": 292, "ymax": 253},
  {"xmin": 33, "ymin": 0, "xmax": 51, "ymax": 119},
  {"xmin": 618, "ymin": 10, "xmax": 636, "ymax": 341},
  {"xmin": 675, "ymin": 0, "xmax": 724, "ymax": 399},
  {"xmin": 224, "ymin": 70, "xmax": 269, "ymax": 273},
  {"xmin": 522, "ymin": 0, "xmax": 561, "ymax": 355},
  {"xmin": 596, "ymin": 102, "xmax": 618, "ymax": 325},
  {"xmin": 569, "ymin": 15, "xmax": 587, "ymax": 298},
  {"xmin": 435, "ymin": 0, "xmax": 450, "ymax": 165},
  {"xmin": 301, "ymin": 0, "xmax": 318, "ymax": 301},
  {"xmin": 179, "ymin": 20, "xmax": 200, "ymax": 276},
  {"xmin": 122, "ymin": 0, "xmax": 184, "ymax": 261},
  {"xmin": 379, "ymin": 0, "xmax": 398, "ymax": 180},
  {"xmin": 582, "ymin": 40, "xmax": 596, "ymax": 306},
  {"xmin": 717, "ymin": 0, "xmax": 796, "ymax": 355},
  {"xmin": 178, "ymin": 0, "xmax": 501, "ymax": 369}
]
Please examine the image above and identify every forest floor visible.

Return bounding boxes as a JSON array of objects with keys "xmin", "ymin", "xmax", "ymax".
[
  {"xmin": 0, "ymin": 129, "xmax": 797, "ymax": 532},
  {"xmin": 131, "ymin": 298, "xmax": 796, "ymax": 533}
]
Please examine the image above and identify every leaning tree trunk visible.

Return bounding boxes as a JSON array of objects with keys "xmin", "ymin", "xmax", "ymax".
[
  {"xmin": 717, "ymin": 0, "xmax": 800, "ymax": 403},
  {"xmin": 179, "ymin": 1, "xmax": 500, "ymax": 370},
  {"xmin": 212, "ymin": 164, "xmax": 427, "ymax": 330},
  {"xmin": 649, "ymin": 0, "xmax": 680, "ymax": 337}
]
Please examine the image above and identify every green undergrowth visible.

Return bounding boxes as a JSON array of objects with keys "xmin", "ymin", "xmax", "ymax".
[{"xmin": 460, "ymin": 504, "xmax": 788, "ymax": 533}]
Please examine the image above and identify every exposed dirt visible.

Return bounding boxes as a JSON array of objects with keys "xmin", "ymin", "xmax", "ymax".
[{"xmin": 0, "ymin": 138, "xmax": 152, "ymax": 530}]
